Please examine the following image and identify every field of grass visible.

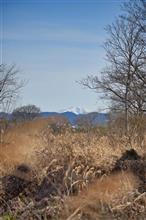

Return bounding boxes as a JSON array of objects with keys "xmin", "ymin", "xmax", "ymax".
[{"xmin": 0, "ymin": 118, "xmax": 146, "ymax": 219}]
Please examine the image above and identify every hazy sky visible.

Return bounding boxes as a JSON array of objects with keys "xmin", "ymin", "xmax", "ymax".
[{"xmin": 1, "ymin": 0, "xmax": 125, "ymax": 112}]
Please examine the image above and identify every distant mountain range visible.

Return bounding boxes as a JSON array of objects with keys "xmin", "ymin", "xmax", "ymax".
[
  {"xmin": 0, "ymin": 107, "xmax": 109, "ymax": 125},
  {"xmin": 40, "ymin": 111, "xmax": 109, "ymax": 125}
]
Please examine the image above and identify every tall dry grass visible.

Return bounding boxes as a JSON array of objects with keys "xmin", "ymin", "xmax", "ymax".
[
  {"xmin": 63, "ymin": 171, "xmax": 140, "ymax": 220},
  {"xmin": 0, "ymin": 118, "xmax": 146, "ymax": 219}
]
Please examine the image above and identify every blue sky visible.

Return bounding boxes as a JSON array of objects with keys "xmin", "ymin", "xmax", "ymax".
[{"xmin": 1, "ymin": 0, "xmax": 125, "ymax": 112}]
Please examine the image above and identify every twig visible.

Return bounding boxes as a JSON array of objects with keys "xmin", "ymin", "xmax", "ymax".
[
  {"xmin": 66, "ymin": 207, "xmax": 81, "ymax": 220},
  {"xmin": 134, "ymin": 192, "xmax": 146, "ymax": 202}
]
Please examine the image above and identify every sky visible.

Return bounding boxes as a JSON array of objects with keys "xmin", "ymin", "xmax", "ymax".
[{"xmin": 1, "ymin": 0, "xmax": 125, "ymax": 112}]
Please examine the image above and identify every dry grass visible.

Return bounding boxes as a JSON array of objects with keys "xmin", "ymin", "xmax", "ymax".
[
  {"xmin": 0, "ymin": 118, "xmax": 51, "ymax": 175},
  {"xmin": 63, "ymin": 171, "xmax": 140, "ymax": 219},
  {"xmin": 0, "ymin": 118, "xmax": 146, "ymax": 219}
]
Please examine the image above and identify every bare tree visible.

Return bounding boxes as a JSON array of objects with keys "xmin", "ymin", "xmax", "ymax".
[
  {"xmin": 0, "ymin": 64, "xmax": 24, "ymax": 142},
  {"xmin": 12, "ymin": 104, "xmax": 41, "ymax": 121},
  {"xmin": 123, "ymin": 0, "xmax": 146, "ymax": 32},
  {"xmin": 122, "ymin": 0, "xmax": 146, "ymax": 115},
  {"xmin": 76, "ymin": 112, "xmax": 98, "ymax": 132},
  {"xmin": 0, "ymin": 64, "xmax": 24, "ymax": 111},
  {"xmin": 82, "ymin": 15, "xmax": 146, "ymax": 134},
  {"xmin": 47, "ymin": 115, "xmax": 70, "ymax": 134}
]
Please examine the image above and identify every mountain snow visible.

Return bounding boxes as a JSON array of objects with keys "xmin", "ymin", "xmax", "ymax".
[{"xmin": 59, "ymin": 106, "xmax": 87, "ymax": 115}]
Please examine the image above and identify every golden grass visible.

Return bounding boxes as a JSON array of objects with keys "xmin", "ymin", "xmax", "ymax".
[
  {"xmin": 0, "ymin": 118, "xmax": 145, "ymax": 174},
  {"xmin": 63, "ymin": 171, "xmax": 140, "ymax": 219},
  {"xmin": 0, "ymin": 118, "xmax": 146, "ymax": 219}
]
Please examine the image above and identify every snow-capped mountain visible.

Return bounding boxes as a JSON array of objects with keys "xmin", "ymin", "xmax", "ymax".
[
  {"xmin": 0, "ymin": 109, "xmax": 109, "ymax": 125},
  {"xmin": 40, "ymin": 110, "xmax": 108, "ymax": 125},
  {"xmin": 59, "ymin": 106, "xmax": 87, "ymax": 115}
]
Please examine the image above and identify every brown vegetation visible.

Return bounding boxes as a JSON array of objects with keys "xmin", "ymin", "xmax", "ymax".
[{"xmin": 0, "ymin": 118, "xmax": 146, "ymax": 219}]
